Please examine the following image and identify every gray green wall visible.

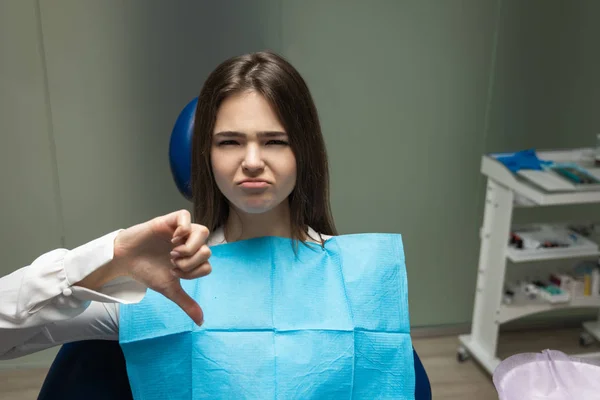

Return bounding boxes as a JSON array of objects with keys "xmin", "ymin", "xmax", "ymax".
[
  {"xmin": 2, "ymin": 0, "xmax": 600, "ymax": 368},
  {"xmin": 0, "ymin": 0, "xmax": 64, "ymax": 368},
  {"xmin": 279, "ymin": 0, "xmax": 600, "ymax": 327},
  {"xmin": 0, "ymin": 0, "xmax": 279, "ymax": 368},
  {"xmin": 280, "ymin": 0, "xmax": 498, "ymax": 327}
]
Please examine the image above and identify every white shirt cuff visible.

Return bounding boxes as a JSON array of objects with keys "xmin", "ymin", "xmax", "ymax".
[{"xmin": 64, "ymin": 229, "xmax": 147, "ymax": 305}]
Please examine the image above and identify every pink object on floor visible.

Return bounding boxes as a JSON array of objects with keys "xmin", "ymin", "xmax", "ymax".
[{"xmin": 493, "ymin": 349, "xmax": 600, "ymax": 399}]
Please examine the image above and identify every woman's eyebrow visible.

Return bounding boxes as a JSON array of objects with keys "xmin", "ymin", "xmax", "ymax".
[
  {"xmin": 213, "ymin": 131, "xmax": 287, "ymax": 137},
  {"xmin": 259, "ymin": 131, "xmax": 287, "ymax": 138},
  {"xmin": 213, "ymin": 131, "xmax": 244, "ymax": 138}
]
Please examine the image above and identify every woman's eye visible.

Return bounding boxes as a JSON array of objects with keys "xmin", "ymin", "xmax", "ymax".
[
  {"xmin": 266, "ymin": 140, "xmax": 289, "ymax": 146},
  {"xmin": 218, "ymin": 140, "xmax": 239, "ymax": 146}
]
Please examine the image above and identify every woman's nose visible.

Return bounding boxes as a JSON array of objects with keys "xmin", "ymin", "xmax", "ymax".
[{"xmin": 241, "ymin": 144, "xmax": 265, "ymax": 172}]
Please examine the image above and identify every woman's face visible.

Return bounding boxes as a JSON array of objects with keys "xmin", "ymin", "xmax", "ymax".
[{"xmin": 211, "ymin": 91, "xmax": 297, "ymax": 215}]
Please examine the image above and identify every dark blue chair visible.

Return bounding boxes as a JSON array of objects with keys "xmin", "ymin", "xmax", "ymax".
[
  {"xmin": 38, "ymin": 98, "xmax": 431, "ymax": 400},
  {"xmin": 38, "ymin": 340, "xmax": 131, "ymax": 400}
]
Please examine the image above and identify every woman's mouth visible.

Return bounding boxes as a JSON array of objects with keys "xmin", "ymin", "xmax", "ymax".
[{"xmin": 238, "ymin": 180, "xmax": 270, "ymax": 190}]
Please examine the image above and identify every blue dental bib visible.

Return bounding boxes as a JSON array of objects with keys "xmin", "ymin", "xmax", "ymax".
[{"xmin": 119, "ymin": 234, "xmax": 415, "ymax": 399}]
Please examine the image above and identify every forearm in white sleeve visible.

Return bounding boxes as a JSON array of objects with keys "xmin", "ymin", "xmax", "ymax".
[{"xmin": 0, "ymin": 230, "xmax": 147, "ymax": 359}]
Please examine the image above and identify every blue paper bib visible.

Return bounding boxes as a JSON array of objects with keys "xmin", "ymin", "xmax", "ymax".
[{"xmin": 119, "ymin": 234, "xmax": 415, "ymax": 399}]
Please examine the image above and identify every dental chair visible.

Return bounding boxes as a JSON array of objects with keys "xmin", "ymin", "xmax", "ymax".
[{"xmin": 37, "ymin": 98, "xmax": 432, "ymax": 400}]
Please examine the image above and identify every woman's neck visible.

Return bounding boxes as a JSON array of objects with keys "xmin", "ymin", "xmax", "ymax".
[{"xmin": 224, "ymin": 202, "xmax": 294, "ymax": 242}]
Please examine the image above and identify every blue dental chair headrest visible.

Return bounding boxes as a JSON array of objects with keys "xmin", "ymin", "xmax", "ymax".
[
  {"xmin": 37, "ymin": 99, "xmax": 431, "ymax": 400},
  {"xmin": 169, "ymin": 97, "xmax": 197, "ymax": 201}
]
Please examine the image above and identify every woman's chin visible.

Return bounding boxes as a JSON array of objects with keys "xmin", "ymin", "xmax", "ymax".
[
  {"xmin": 234, "ymin": 201, "xmax": 274, "ymax": 215},
  {"xmin": 232, "ymin": 197, "xmax": 284, "ymax": 215}
]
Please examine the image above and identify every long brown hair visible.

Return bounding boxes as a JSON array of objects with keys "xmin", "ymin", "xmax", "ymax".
[{"xmin": 190, "ymin": 51, "xmax": 337, "ymax": 242}]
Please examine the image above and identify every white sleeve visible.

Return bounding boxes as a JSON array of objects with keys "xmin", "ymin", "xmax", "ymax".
[{"xmin": 0, "ymin": 230, "xmax": 147, "ymax": 360}]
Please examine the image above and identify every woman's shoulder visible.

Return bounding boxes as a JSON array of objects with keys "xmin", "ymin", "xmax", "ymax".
[
  {"xmin": 207, "ymin": 227, "xmax": 226, "ymax": 246},
  {"xmin": 306, "ymin": 227, "xmax": 333, "ymax": 244}
]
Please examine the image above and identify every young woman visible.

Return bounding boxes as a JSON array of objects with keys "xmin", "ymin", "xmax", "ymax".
[{"xmin": 0, "ymin": 51, "xmax": 413, "ymax": 399}]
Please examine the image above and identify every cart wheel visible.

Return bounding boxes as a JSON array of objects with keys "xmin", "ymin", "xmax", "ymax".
[
  {"xmin": 457, "ymin": 346, "xmax": 470, "ymax": 363},
  {"xmin": 579, "ymin": 332, "xmax": 595, "ymax": 347}
]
